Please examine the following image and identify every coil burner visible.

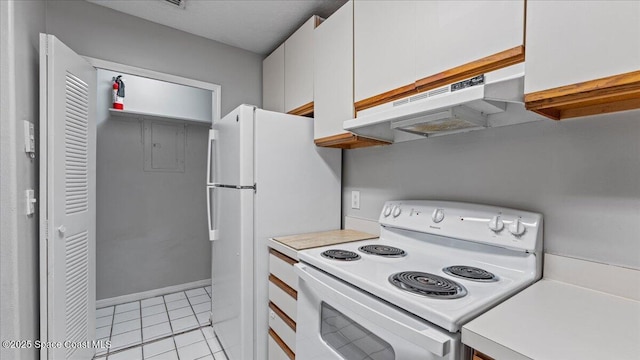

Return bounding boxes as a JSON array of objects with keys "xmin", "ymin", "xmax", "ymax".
[
  {"xmin": 389, "ymin": 271, "xmax": 467, "ymax": 299},
  {"xmin": 358, "ymin": 244, "xmax": 406, "ymax": 258},
  {"xmin": 443, "ymin": 266, "xmax": 498, "ymax": 282},
  {"xmin": 321, "ymin": 249, "xmax": 361, "ymax": 261}
]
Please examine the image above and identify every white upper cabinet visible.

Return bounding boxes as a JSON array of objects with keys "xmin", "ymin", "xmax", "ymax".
[
  {"xmin": 415, "ymin": 0, "xmax": 524, "ymax": 81},
  {"xmin": 525, "ymin": 0, "xmax": 640, "ymax": 94},
  {"xmin": 262, "ymin": 43, "xmax": 285, "ymax": 113},
  {"xmin": 285, "ymin": 16, "xmax": 317, "ymax": 113},
  {"xmin": 354, "ymin": 0, "xmax": 416, "ymax": 103},
  {"xmin": 314, "ymin": 1, "xmax": 353, "ymax": 140},
  {"xmin": 524, "ymin": 0, "xmax": 640, "ymax": 120}
]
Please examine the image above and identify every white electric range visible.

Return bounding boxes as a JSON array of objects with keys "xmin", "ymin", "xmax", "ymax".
[{"xmin": 294, "ymin": 200, "xmax": 543, "ymax": 360}]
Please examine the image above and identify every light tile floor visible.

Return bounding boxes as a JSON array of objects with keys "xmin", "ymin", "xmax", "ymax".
[{"xmin": 94, "ymin": 286, "xmax": 228, "ymax": 360}]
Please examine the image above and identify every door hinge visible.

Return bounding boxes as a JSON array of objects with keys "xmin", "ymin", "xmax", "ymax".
[
  {"xmin": 23, "ymin": 121, "xmax": 36, "ymax": 158},
  {"xmin": 25, "ymin": 189, "xmax": 37, "ymax": 216}
]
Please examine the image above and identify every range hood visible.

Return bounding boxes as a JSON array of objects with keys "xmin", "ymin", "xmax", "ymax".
[{"xmin": 344, "ymin": 64, "xmax": 530, "ymax": 143}]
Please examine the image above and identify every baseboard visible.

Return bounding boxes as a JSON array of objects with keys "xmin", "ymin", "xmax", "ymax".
[{"xmin": 96, "ymin": 279, "xmax": 211, "ymax": 308}]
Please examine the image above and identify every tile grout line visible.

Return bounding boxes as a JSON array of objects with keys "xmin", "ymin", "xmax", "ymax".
[
  {"xmin": 138, "ymin": 300, "xmax": 144, "ymax": 360},
  {"xmin": 189, "ymin": 287, "xmax": 213, "ymax": 359},
  {"xmin": 107, "ymin": 306, "xmax": 115, "ymax": 357},
  {"xmin": 198, "ymin": 286, "xmax": 224, "ymax": 359},
  {"xmin": 163, "ymin": 292, "xmax": 181, "ymax": 360},
  {"xmin": 186, "ymin": 289, "xmax": 198, "ymax": 326},
  {"xmin": 216, "ymin": 335, "xmax": 230, "ymax": 360},
  {"xmin": 201, "ymin": 327, "xmax": 220, "ymax": 359}
]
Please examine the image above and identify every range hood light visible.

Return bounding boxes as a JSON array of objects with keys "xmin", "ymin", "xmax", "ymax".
[{"xmin": 390, "ymin": 106, "xmax": 487, "ymax": 137}]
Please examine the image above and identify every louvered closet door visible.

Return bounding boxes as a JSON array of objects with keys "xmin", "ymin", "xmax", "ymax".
[{"xmin": 40, "ymin": 34, "xmax": 96, "ymax": 360}]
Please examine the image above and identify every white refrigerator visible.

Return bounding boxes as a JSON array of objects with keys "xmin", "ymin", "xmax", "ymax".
[{"xmin": 206, "ymin": 105, "xmax": 341, "ymax": 360}]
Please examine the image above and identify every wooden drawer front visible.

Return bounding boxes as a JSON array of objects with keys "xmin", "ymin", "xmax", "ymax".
[
  {"xmin": 269, "ymin": 329, "xmax": 294, "ymax": 360},
  {"xmin": 269, "ymin": 303, "xmax": 296, "ymax": 352},
  {"xmin": 269, "ymin": 250, "xmax": 298, "ymax": 291},
  {"xmin": 269, "ymin": 275, "xmax": 297, "ymax": 321}
]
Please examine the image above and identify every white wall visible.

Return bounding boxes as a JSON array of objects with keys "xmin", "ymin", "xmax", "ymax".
[
  {"xmin": 0, "ymin": 1, "xmax": 45, "ymax": 359},
  {"xmin": 95, "ymin": 69, "xmax": 212, "ymax": 299},
  {"xmin": 99, "ymin": 69, "xmax": 213, "ymax": 122},
  {"xmin": 343, "ymin": 111, "xmax": 640, "ymax": 269},
  {"xmin": 45, "ymin": 0, "xmax": 262, "ymax": 116}
]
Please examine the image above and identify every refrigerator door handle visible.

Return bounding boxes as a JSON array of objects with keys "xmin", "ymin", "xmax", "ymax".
[
  {"xmin": 206, "ymin": 186, "xmax": 219, "ymax": 241},
  {"xmin": 207, "ymin": 129, "xmax": 218, "ymax": 186}
]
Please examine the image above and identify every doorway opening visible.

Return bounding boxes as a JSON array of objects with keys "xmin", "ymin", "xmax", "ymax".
[{"xmin": 87, "ymin": 58, "xmax": 222, "ymax": 356}]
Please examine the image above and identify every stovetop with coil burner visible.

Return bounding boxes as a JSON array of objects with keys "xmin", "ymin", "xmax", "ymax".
[{"xmin": 297, "ymin": 200, "xmax": 543, "ymax": 332}]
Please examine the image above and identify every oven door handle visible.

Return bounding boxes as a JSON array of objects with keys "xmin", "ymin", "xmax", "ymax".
[{"xmin": 296, "ymin": 264, "xmax": 451, "ymax": 357}]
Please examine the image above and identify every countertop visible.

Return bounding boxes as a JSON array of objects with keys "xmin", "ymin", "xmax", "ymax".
[
  {"xmin": 269, "ymin": 229, "xmax": 378, "ymax": 259},
  {"xmin": 462, "ymin": 279, "xmax": 640, "ymax": 360}
]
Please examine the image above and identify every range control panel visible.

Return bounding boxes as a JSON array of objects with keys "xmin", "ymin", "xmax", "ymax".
[{"xmin": 379, "ymin": 200, "xmax": 542, "ymax": 253}]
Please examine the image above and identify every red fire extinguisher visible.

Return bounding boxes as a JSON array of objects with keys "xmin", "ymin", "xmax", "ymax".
[{"xmin": 112, "ymin": 75, "xmax": 125, "ymax": 110}]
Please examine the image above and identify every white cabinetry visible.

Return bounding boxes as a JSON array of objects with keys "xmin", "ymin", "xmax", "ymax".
[
  {"xmin": 352, "ymin": 1, "xmax": 524, "ymax": 112},
  {"xmin": 314, "ymin": 1, "xmax": 353, "ymax": 140},
  {"xmin": 526, "ymin": 0, "xmax": 640, "ymax": 93},
  {"xmin": 263, "ymin": 44, "xmax": 285, "ymax": 113},
  {"xmin": 415, "ymin": 0, "xmax": 524, "ymax": 81},
  {"xmin": 262, "ymin": 16, "xmax": 318, "ymax": 116},
  {"xmin": 285, "ymin": 16, "xmax": 317, "ymax": 114},
  {"xmin": 354, "ymin": 0, "xmax": 416, "ymax": 103},
  {"xmin": 524, "ymin": 0, "xmax": 640, "ymax": 119}
]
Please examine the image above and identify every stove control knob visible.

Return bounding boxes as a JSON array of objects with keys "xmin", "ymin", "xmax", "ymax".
[
  {"xmin": 509, "ymin": 219, "xmax": 526, "ymax": 236},
  {"xmin": 431, "ymin": 208, "xmax": 445, "ymax": 223},
  {"xmin": 488, "ymin": 215, "xmax": 504, "ymax": 232},
  {"xmin": 383, "ymin": 206, "xmax": 392, "ymax": 217},
  {"xmin": 392, "ymin": 206, "xmax": 402, "ymax": 218}
]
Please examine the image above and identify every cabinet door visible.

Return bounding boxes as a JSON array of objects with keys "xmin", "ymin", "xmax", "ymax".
[
  {"xmin": 354, "ymin": 0, "xmax": 416, "ymax": 103},
  {"xmin": 263, "ymin": 44, "xmax": 285, "ymax": 112},
  {"xmin": 415, "ymin": 0, "xmax": 524, "ymax": 81},
  {"xmin": 284, "ymin": 16, "xmax": 317, "ymax": 113},
  {"xmin": 314, "ymin": 1, "xmax": 353, "ymax": 140},
  {"xmin": 525, "ymin": 0, "xmax": 640, "ymax": 94}
]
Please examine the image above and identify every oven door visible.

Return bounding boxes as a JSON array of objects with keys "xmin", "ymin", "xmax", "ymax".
[{"xmin": 295, "ymin": 264, "xmax": 460, "ymax": 360}]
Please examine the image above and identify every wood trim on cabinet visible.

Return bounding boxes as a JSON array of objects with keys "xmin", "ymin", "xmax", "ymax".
[
  {"xmin": 269, "ymin": 248, "xmax": 298, "ymax": 266},
  {"xmin": 269, "ymin": 274, "xmax": 297, "ymax": 300},
  {"xmin": 269, "ymin": 328, "xmax": 295, "ymax": 360},
  {"xmin": 354, "ymin": 83, "xmax": 418, "ymax": 113},
  {"xmin": 286, "ymin": 101, "xmax": 314, "ymax": 117},
  {"xmin": 472, "ymin": 350, "xmax": 495, "ymax": 360},
  {"xmin": 353, "ymin": 46, "xmax": 525, "ymax": 114},
  {"xmin": 269, "ymin": 301, "xmax": 297, "ymax": 331},
  {"xmin": 415, "ymin": 45, "xmax": 526, "ymax": 93},
  {"xmin": 524, "ymin": 69, "xmax": 640, "ymax": 120},
  {"xmin": 314, "ymin": 132, "xmax": 391, "ymax": 149}
]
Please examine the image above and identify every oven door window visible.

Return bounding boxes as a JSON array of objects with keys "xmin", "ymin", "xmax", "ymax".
[{"xmin": 320, "ymin": 302, "xmax": 395, "ymax": 359}]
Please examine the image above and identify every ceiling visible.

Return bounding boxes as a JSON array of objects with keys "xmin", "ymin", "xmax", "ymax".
[{"xmin": 86, "ymin": 0, "xmax": 347, "ymax": 55}]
